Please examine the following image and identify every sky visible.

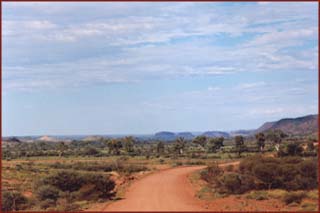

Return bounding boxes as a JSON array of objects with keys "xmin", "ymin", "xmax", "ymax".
[{"xmin": 2, "ymin": 2, "xmax": 318, "ymax": 136}]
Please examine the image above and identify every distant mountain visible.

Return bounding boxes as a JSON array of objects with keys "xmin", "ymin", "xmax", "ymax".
[
  {"xmin": 229, "ymin": 129, "xmax": 256, "ymax": 137},
  {"xmin": 154, "ymin": 131, "xmax": 176, "ymax": 140},
  {"xmin": 256, "ymin": 114, "xmax": 318, "ymax": 136},
  {"xmin": 176, "ymin": 132, "xmax": 194, "ymax": 139},
  {"xmin": 202, "ymin": 131, "xmax": 230, "ymax": 138},
  {"xmin": 154, "ymin": 131, "xmax": 195, "ymax": 140}
]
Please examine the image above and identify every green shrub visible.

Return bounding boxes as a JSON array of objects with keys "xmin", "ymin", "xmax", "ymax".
[
  {"xmin": 218, "ymin": 173, "xmax": 242, "ymax": 194},
  {"xmin": 38, "ymin": 171, "xmax": 115, "ymax": 201},
  {"xmin": 39, "ymin": 199, "xmax": 56, "ymax": 209},
  {"xmin": 1, "ymin": 191, "xmax": 28, "ymax": 211},
  {"xmin": 200, "ymin": 163, "xmax": 223, "ymax": 185},
  {"xmin": 35, "ymin": 185, "xmax": 60, "ymax": 201},
  {"xmin": 246, "ymin": 191, "xmax": 268, "ymax": 200},
  {"xmin": 283, "ymin": 191, "xmax": 306, "ymax": 204}
]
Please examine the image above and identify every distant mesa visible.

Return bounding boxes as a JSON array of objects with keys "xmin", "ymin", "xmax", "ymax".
[
  {"xmin": 176, "ymin": 132, "xmax": 194, "ymax": 139},
  {"xmin": 202, "ymin": 131, "xmax": 230, "ymax": 138},
  {"xmin": 154, "ymin": 131, "xmax": 176, "ymax": 140}
]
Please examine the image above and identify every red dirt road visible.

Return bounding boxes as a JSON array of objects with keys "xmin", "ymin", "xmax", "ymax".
[{"xmin": 104, "ymin": 166, "xmax": 207, "ymax": 211}]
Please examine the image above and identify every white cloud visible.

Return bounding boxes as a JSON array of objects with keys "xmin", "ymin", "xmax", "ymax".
[
  {"xmin": 3, "ymin": 2, "xmax": 317, "ymax": 91},
  {"xmin": 238, "ymin": 82, "xmax": 266, "ymax": 90}
]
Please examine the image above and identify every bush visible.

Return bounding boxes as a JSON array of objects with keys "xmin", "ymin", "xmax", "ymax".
[
  {"xmin": 218, "ymin": 173, "xmax": 242, "ymax": 194},
  {"xmin": 283, "ymin": 191, "xmax": 306, "ymax": 204},
  {"xmin": 49, "ymin": 161, "xmax": 148, "ymax": 174},
  {"xmin": 38, "ymin": 171, "xmax": 116, "ymax": 201},
  {"xmin": 40, "ymin": 171, "xmax": 86, "ymax": 192},
  {"xmin": 200, "ymin": 163, "xmax": 223, "ymax": 185},
  {"xmin": 1, "ymin": 191, "xmax": 28, "ymax": 211},
  {"xmin": 246, "ymin": 191, "xmax": 268, "ymax": 200},
  {"xmin": 36, "ymin": 185, "xmax": 60, "ymax": 201},
  {"xmin": 39, "ymin": 199, "xmax": 56, "ymax": 209},
  {"xmin": 217, "ymin": 173, "xmax": 255, "ymax": 194}
]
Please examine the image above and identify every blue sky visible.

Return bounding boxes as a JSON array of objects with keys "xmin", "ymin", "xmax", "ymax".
[{"xmin": 2, "ymin": 2, "xmax": 318, "ymax": 136}]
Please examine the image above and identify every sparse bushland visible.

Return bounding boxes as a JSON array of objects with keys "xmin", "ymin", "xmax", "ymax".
[
  {"xmin": 2, "ymin": 130, "xmax": 318, "ymax": 211},
  {"xmin": 49, "ymin": 160, "xmax": 148, "ymax": 174}
]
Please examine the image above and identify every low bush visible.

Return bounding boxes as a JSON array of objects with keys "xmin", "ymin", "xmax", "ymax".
[
  {"xmin": 245, "ymin": 191, "xmax": 268, "ymax": 200},
  {"xmin": 1, "ymin": 191, "xmax": 28, "ymax": 211},
  {"xmin": 33, "ymin": 171, "xmax": 117, "ymax": 210},
  {"xmin": 35, "ymin": 185, "xmax": 60, "ymax": 201},
  {"xmin": 50, "ymin": 161, "xmax": 148, "ymax": 174},
  {"xmin": 283, "ymin": 191, "xmax": 306, "ymax": 204},
  {"xmin": 200, "ymin": 163, "xmax": 223, "ymax": 185}
]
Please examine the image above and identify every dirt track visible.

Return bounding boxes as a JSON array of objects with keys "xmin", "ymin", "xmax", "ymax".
[{"xmin": 104, "ymin": 165, "xmax": 207, "ymax": 211}]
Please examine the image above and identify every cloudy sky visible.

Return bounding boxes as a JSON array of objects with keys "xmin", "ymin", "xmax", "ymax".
[{"xmin": 2, "ymin": 2, "xmax": 318, "ymax": 136}]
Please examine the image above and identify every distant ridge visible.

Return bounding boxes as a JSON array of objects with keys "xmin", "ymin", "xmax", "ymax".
[{"xmin": 256, "ymin": 114, "xmax": 318, "ymax": 136}]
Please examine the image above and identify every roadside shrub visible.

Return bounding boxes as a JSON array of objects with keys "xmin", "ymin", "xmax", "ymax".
[
  {"xmin": 38, "ymin": 171, "xmax": 115, "ymax": 201},
  {"xmin": 1, "ymin": 191, "xmax": 28, "ymax": 211},
  {"xmin": 283, "ymin": 191, "xmax": 306, "ymax": 204},
  {"xmin": 40, "ymin": 171, "xmax": 85, "ymax": 192},
  {"xmin": 200, "ymin": 163, "xmax": 223, "ymax": 185},
  {"xmin": 49, "ymin": 161, "xmax": 148, "ymax": 174},
  {"xmin": 218, "ymin": 173, "xmax": 242, "ymax": 194},
  {"xmin": 217, "ymin": 173, "xmax": 255, "ymax": 194},
  {"xmin": 203, "ymin": 155, "xmax": 318, "ymax": 195}
]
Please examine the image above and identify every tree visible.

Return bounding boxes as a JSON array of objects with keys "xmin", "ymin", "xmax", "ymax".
[
  {"xmin": 255, "ymin": 132, "xmax": 266, "ymax": 152},
  {"xmin": 192, "ymin": 136, "xmax": 207, "ymax": 148},
  {"xmin": 207, "ymin": 137, "xmax": 224, "ymax": 153},
  {"xmin": 57, "ymin": 142, "xmax": 68, "ymax": 157},
  {"xmin": 235, "ymin": 136, "xmax": 245, "ymax": 157},
  {"xmin": 123, "ymin": 136, "xmax": 135, "ymax": 154},
  {"xmin": 266, "ymin": 129, "xmax": 287, "ymax": 151},
  {"xmin": 156, "ymin": 141, "xmax": 165, "ymax": 154},
  {"xmin": 174, "ymin": 137, "xmax": 186, "ymax": 155},
  {"xmin": 107, "ymin": 139, "xmax": 123, "ymax": 155}
]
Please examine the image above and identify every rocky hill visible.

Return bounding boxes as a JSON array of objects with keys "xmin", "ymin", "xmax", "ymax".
[{"xmin": 256, "ymin": 114, "xmax": 318, "ymax": 136}]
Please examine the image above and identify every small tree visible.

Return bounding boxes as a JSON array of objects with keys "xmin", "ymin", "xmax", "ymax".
[
  {"xmin": 255, "ymin": 132, "xmax": 266, "ymax": 152},
  {"xmin": 107, "ymin": 139, "xmax": 123, "ymax": 155},
  {"xmin": 207, "ymin": 137, "xmax": 224, "ymax": 153},
  {"xmin": 57, "ymin": 142, "xmax": 68, "ymax": 157},
  {"xmin": 156, "ymin": 141, "xmax": 165, "ymax": 154},
  {"xmin": 235, "ymin": 135, "xmax": 245, "ymax": 157},
  {"xmin": 123, "ymin": 136, "xmax": 135, "ymax": 154},
  {"xmin": 266, "ymin": 129, "xmax": 287, "ymax": 151},
  {"xmin": 192, "ymin": 136, "xmax": 207, "ymax": 148},
  {"xmin": 174, "ymin": 137, "xmax": 186, "ymax": 155}
]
